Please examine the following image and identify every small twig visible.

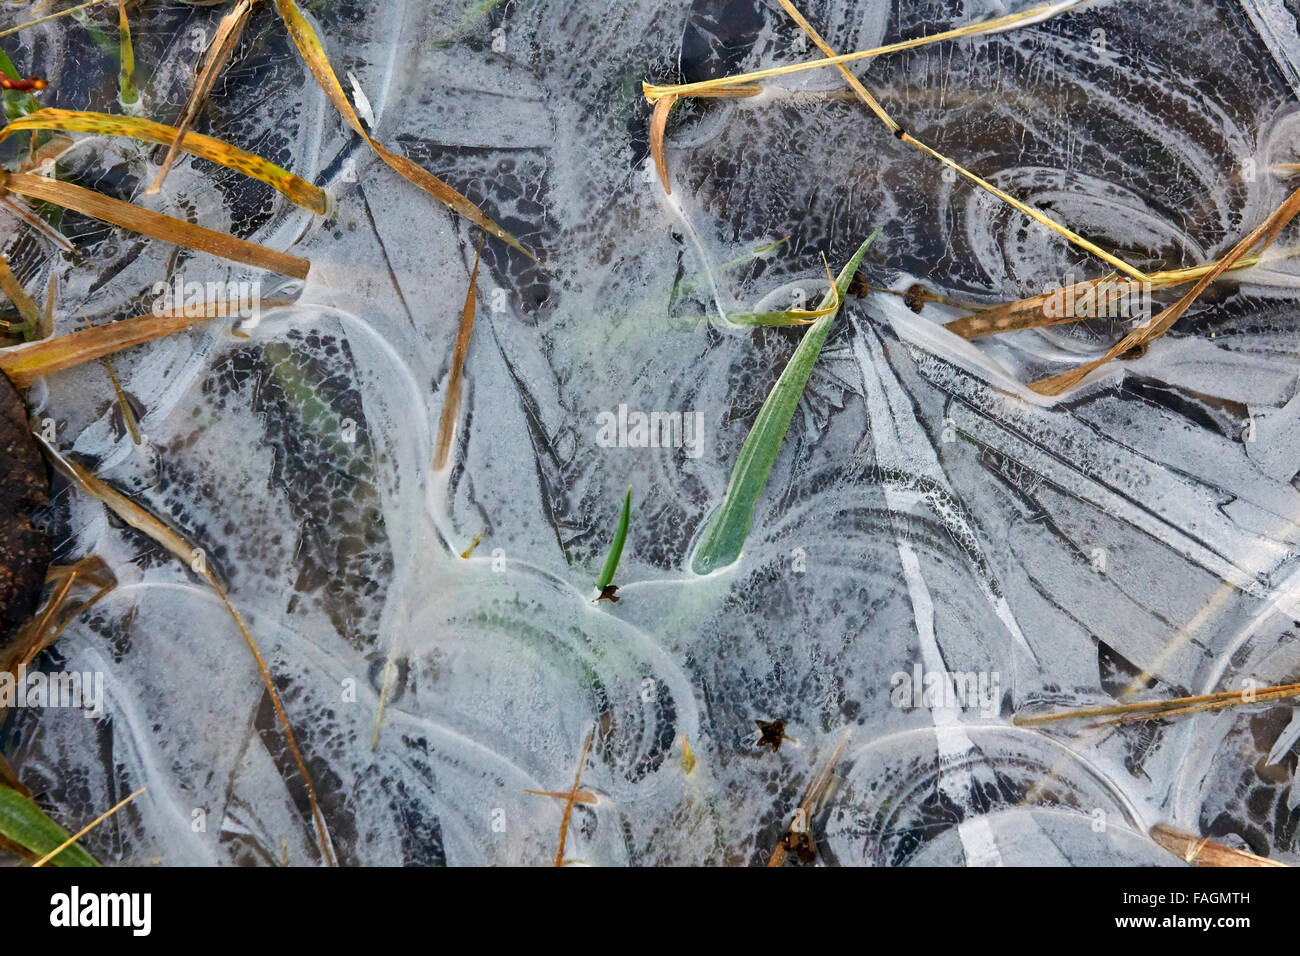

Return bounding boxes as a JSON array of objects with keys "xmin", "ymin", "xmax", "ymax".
[
  {"xmin": 643, "ymin": 3, "xmax": 1081, "ymax": 101},
  {"xmin": 1015, "ymin": 681, "xmax": 1300, "ymax": 727},
  {"xmin": 0, "ymin": 0, "xmax": 112, "ymax": 40},
  {"xmin": 773, "ymin": 0, "xmax": 1146, "ymax": 282},
  {"xmin": 32, "ymin": 787, "xmax": 145, "ymax": 867},
  {"xmin": 554, "ymin": 724, "xmax": 594, "ymax": 866},
  {"xmin": 767, "ymin": 729, "xmax": 849, "ymax": 867}
]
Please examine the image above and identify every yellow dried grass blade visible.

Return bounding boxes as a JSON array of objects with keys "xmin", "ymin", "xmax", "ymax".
[
  {"xmin": 433, "ymin": 239, "xmax": 482, "ymax": 471},
  {"xmin": 459, "ymin": 530, "xmax": 484, "ymax": 558},
  {"xmin": 775, "ymin": 0, "xmax": 1145, "ymax": 283},
  {"xmin": 2, "ymin": 109, "xmax": 328, "ymax": 213},
  {"xmin": 0, "ymin": 299, "xmax": 286, "ymax": 388},
  {"xmin": 901, "ymin": 133, "xmax": 1147, "ymax": 281},
  {"xmin": 944, "ymin": 255, "xmax": 1267, "ymax": 340},
  {"xmin": 775, "ymin": 0, "xmax": 898, "ymax": 132},
  {"xmin": 39, "ymin": 443, "xmax": 337, "ymax": 866},
  {"xmin": 0, "ymin": 255, "xmax": 40, "ymax": 327},
  {"xmin": 728, "ymin": 253, "xmax": 839, "ymax": 325},
  {"xmin": 650, "ymin": 94, "xmax": 677, "ymax": 194},
  {"xmin": 643, "ymin": 3, "xmax": 1076, "ymax": 101},
  {"xmin": 273, "ymin": 0, "xmax": 539, "ymax": 262},
  {"xmin": 648, "ymin": 86, "xmax": 758, "ymax": 195},
  {"xmin": 116, "ymin": 0, "xmax": 137, "ymax": 108},
  {"xmin": 147, "ymin": 0, "xmax": 253, "ymax": 196},
  {"xmin": 0, "ymin": 0, "xmax": 111, "ymax": 40},
  {"xmin": 1014, "ymin": 681, "xmax": 1300, "ymax": 727},
  {"xmin": 2, "ymin": 172, "xmax": 310, "ymax": 278},
  {"xmin": 1150, "ymin": 824, "xmax": 1286, "ymax": 868},
  {"xmin": 1030, "ymin": 185, "xmax": 1300, "ymax": 396},
  {"xmin": 31, "ymin": 787, "xmax": 145, "ymax": 868},
  {"xmin": 554, "ymin": 724, "xmax": 594, "ymax": 866}
]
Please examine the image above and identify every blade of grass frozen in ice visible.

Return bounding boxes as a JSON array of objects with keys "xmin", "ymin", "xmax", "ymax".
[
  {"xmin": 643, "ymin": 3, "xmax": 1083, "ymax": 100},
  {"xmin": 0, "ymin": 785, "xmax": 99, "ymax": 867},
  {"xmin": 773, "ymin": 0, "xmax": 1145, "ymax": 283},
  {"xmin": 690, "ymin": 231, "xmax": 878, "ymax": 575},
  {"xmin": 727, "ymin": 252, "xmax": 839, "ymax": 326},
  {"xmin": 1030, "ymin": 184, "xmax": 1300, "ymax": 396},
  {"xmin": 0, "ymin": 299, "xmax": 289, "ymax": 387},
  {"xmin": 2, "ymin": 109, "xmax": 329, "ymax": 213},
  {"xmin": 460, "ymin": 530, "xmax": 484, "ymax": 558},
  {"xmin": 1149, "ymin": 824, "xmax": 1286, "ymax": 867},
  {"xmin": 680, "ymin": 733, "xmax": 696, "ymax": 774},
  {"xmin": 148, "ymin": 0, "xmax": 253, "ymax": 195},
  {"xmin": 553, "ymin": 724, "xmax": 594, "ymax": 866},
  {"xmin": 433, "ymin": 238, "xmax": 483, "ymax": 470},
  {"xmin": 273, "ymin": 0, "xmax": 539, "ymax": 262},
  {"xmin": 116, "ymin": 0, "xmax": 137, "ymax": 108},
  {"xmin": 0, "ymin": 0, "xmax": 113, "ymax": 41},
  {"xmin": 31, "ymin": 787, "xmax": 145, "ymax": 867},
  {"xmin": 649, "ymin": 85, "xmax": 759, "ymax": 196},
  {"xmin": 2, "ymin": 172, "xmax": 311, "ymax": 277},
  {"xmin": 596, "ymin": 485, "xmax": 631, "ymax": 593},
  {"xmin": 650, "ymin": 94, "xmax": 677, "ymax": 194},
  {"xmin": 39, "ymin": 443, "xmax": 337, "ymax": 866},
  {"xmin": 0, "ymin": 254, "xmax": 40, "ymax": 332}
]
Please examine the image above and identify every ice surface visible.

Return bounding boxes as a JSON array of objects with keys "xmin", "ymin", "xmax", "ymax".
[{"xmin": 5, "ymin": 0, "xmax": 1300, "ymax": 865}]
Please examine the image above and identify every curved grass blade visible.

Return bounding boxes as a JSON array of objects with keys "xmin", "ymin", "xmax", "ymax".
[
  {"xmin": 3, "ymin": 109, "xmax": 328, "ymax": 213},
  {"xmin": 273, "ymin": 0, "xmax": 539, "ymax": 263},
  {"xmin": 643, "ymin": 3, "xmax": 1080, "ymax": 101},
  {"xmin": 691, "ymin": 231, "xmax": 878, "ymax": 575},
  {"xmin": 727, "ymin": 253, "xmax": 838, "ymax": 326},
  {"xmin": 596, "ymin": 485, "xmax": 632, "ymax": 592},
  {"xmin": 2, "ymin": 172, "xmax": 311, "ymax": 278},
  {"xmin": 649, "ymin": 85, "xmax": 760, "ymax": 196},
  {"xmin": 650, "ymin": 94, "xmax": 677, "ymax": 194},
  {"xmin": 0, "ymin": 785, "xmax": 99, "ymax": 867}
]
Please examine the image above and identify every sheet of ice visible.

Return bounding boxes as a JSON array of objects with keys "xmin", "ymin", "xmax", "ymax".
[{"xmin": 5, "ymin": 0, "xmax": 1300, "ymax": 865}]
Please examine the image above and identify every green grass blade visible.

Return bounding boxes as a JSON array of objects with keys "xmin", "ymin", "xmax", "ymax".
[
  {"xmin": 0, "ymin": 786, "xmax": 100, "ymax": 867},
  {"xmin": 596, "ymin": 485, "xmax": 632, "ymax": 590},
  {"xmin": 690, "ymin": 231, "xmax": 880, "ymax": 575},
  {"xmin": 726, "ymin": 310, "xmax": 817, "ymax": 327},
  {"xmin": 117, "ymin": 0, "xmax": 138, "ymax": 108}
]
